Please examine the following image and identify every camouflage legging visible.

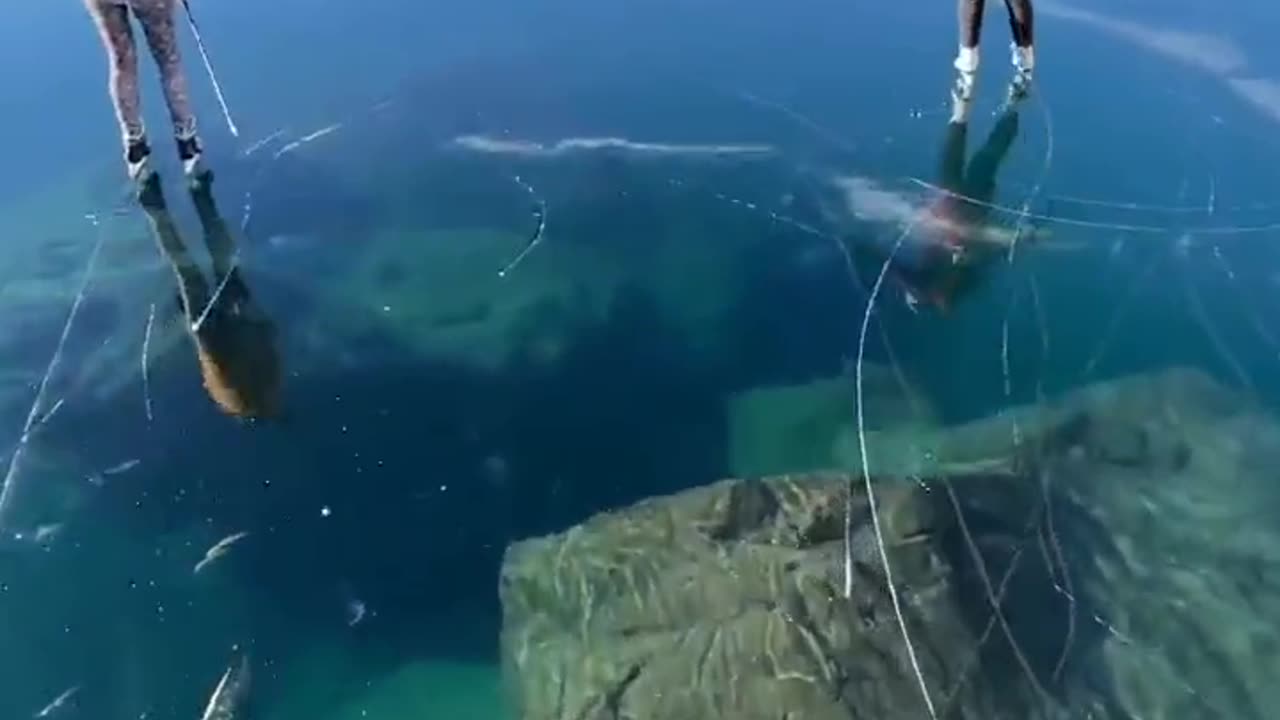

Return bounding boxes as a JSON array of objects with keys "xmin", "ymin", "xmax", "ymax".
[{"xmin": 84, "ymin": 0, "xmax": 198, "ymax": 146}]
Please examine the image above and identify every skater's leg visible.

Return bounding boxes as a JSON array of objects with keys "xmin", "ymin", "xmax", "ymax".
[
  {"xmin": 133, "ymin": 0, "xmax": 206, "ymax": 175},
  {"xmin": 959, "ymin": 0, "xmax": 987, "ymax": 49},
  {"xmin": 84, "ymin": 0, "xmax": 150, "ymax": 176},
  {"xmin": 132, "ymin": 0, "xmax": 197, "ymax": 140},
  {"xmin": 1004, "ymin": 0, "xmax": 1035, "ymax": 98},
  {"xmin": 1003, "ymin": 0, "xmax": 1034, "ymax": 48},
  {"xmin": 955, "ymin": 0, "xmax": 986, "ymax": 100}
]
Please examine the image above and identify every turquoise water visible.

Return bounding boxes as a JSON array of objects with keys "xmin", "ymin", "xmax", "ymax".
[{"xmin": 2, "ymin": 0, "xmax": 1280, "ymax": 718}]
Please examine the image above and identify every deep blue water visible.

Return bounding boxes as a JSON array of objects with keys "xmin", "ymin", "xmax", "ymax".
[{"xmin": 2, "ymin": 0, "xmax": 1280, "ymax": 717}]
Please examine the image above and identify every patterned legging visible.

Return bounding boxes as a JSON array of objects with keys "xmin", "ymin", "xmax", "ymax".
[{"xmin": 84, "ymin": 0, "xmax": 198, "ymax": 146}]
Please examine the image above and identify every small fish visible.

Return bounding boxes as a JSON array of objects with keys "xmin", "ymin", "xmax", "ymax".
[
  {"xmin": 9, "ymin": 523, "xmax": 64, "ymax": 549},
  {"xmin": 194, "ymin": 532, "xmax": 250, "ymax": 575},
  {"xmin": 34, "ymin": 685, "xmax": 79, "ymax": 718},
  {"xmin": 903, "ymin": 290, "xmax": 920, "ymax": 313},
  {"xmin": 200, "ymin": 655, "xmax": 250, "ymax": 720},
  {"xmin": 33, "ymin": 523, "xmax": 62, "ymax": 545},
  {"xmin": 346, "ymin": 598, "xmax": 367, "ymax": 627},
  {"xmin": 103, "ymin": 459, "xmax": 141, "ymax": 476}
]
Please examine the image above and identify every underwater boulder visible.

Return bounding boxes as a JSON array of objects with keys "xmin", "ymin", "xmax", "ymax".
[
  {"xmin": 501, "ymin": 367, "xmax": 1280, "ymax": 719},
  {"xmin": 499, "ymin": 469, "xmax": 1044, "ymax": 719}
]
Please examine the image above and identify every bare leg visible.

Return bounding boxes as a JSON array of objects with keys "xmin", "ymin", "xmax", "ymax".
[
  {"xmin": 84, "ymin": 0, "xmax": 144, "ymax": 146},
  {"xmin": 131, "ymin": 0, "xmax": 198, "ymax": 141}
]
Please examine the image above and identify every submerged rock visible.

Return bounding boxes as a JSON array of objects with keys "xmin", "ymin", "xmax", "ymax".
[
  {"xmin": 501, "ymin": 368, "xmax": 1280, "ymax": 719},
  {"xmin": 500, "ymin": 469, "xmax": 1043, "ymax": 720}
]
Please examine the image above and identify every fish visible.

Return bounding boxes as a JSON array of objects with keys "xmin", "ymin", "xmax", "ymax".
[
  {"xmin": 86, "ymin": 458, "xmax": 141, "ymax": 487},
  {"xmin": 346, "ymin": 598, "xmax": 367, "ymax": 627},
  {"xmin": 199, "ymin": 654, "xmax": 250, "ymax": 720},
  {"xmin": 34, "ymin": 685, "xmax": 79, "ymax": 718},
  {"xmin": 6, "ymin": 523, "xmax": 64, "ymax": 549},
  {"xmin": 193, "ymin": 531, "xmax": 250, "ymax": 575},
  {"xmin": 904, "ymin": 290, "xmax": 921, "ymax": 313},
  {"xmin": 103, "ymin": 459, "xmax": 141, "ymax": 476},
  {"xmin": 33, "ymin": 523, "xmax": 62, "ymax": 545}
]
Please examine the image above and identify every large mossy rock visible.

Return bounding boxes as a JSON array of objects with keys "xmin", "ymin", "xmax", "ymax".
[
  {"xmin": 501, "ymin": 472, "xmax": 994, "ymax": 720},
  {"xmin": 501, "ymin": 368, "xmax": 1280, "ymax": 719}
]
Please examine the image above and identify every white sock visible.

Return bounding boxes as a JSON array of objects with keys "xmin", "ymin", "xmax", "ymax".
[
  {"xmin": 955, "ymin": 46, "xmax": 980, "ymax": 74},
  {"xmin": 1013, "ymin": 45, "xmax": 1035, "ymax": 72}
]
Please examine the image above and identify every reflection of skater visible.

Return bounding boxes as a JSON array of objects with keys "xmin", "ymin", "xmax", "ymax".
[
  {"xmin": 954, "ymin": 0, "xmax": 1035, "ymax": 102},
  {"xmin": 880, "ymin": 99, "xmax": 1022, "ymax": 312},
  {"xmin": 84, "ymin": 0, "xmax": 206, "ymax": 180},
  {"xmin": 138, "ymin": 175, "xmax": 281, "ymax": 419}
]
